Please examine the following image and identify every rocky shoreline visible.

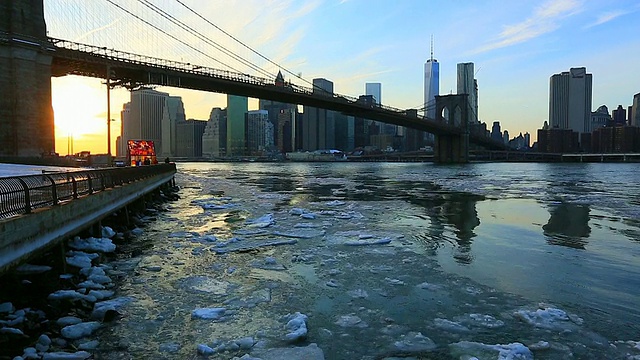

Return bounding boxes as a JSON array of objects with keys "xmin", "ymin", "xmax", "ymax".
[{"xmin": 0, "ymin": 186, "xmax": 179, "ymax": 360}]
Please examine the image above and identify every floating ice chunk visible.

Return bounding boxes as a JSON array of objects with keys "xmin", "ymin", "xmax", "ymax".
[
  {"xmin": 246, "ymin": 214, "xmax": 275, "ymax": 228},
  {"xmin": 60, "ymin": 321, "xmax": 101, "ymax": 339},
  {"xmin": 192, "ymin": 307, "xmax": 226, "ymax": 320},
  {"xmin": 284, "ymin": 312, "xmax": 308, "ymax": 343},
  {"xmin": 335, "ymin": 314, "xmax": 367, "ymax": 328},
  {"xmin": 434, "ymin": 318, "xmax": 470, "ymax": 333},
  {"xmin": 393, "ymin": 332, "xmax": 437, "ymax": 353},
  {"xmin": 467, "ymin": 313, "xmax": 505, "ymax": 328},
  {"xmin": 347, "ymin": 289, "xmax": 369, "ymax": 299},
  {"xmin": 301, "ymin": 213, "xmax": 317, "ymax": 219},
  {"xmin": 168, "ymin": 231, "xmax": 199, "ymax": 238},
  {"xmin": 159, "ymin": 342, "xmax": 181, "ymax": 353},
  {"xmin": 57, "ymin": 316, "xmax": 82, "ymax": 326},
  {"xmin": 233, "ymin": 229, "xmax": 268, "ymax": 236},
  {"xmin": 15, "ymin": 264, "xmax": 52, "ymax": 274},
  {"xmin": 450, "ymin": 341, "xmax": 533, "ymax": 360},
  {"xmin": 289, "ymin": 208, "xmax": 306, "ymax": 215},
  {"xmin": 235, "ymin": 336, "xmax": 255, "ymax": 350},
  {"xmin": 514, "ymin": 305, "xmax": 579, "ymax": 330},
  {"xmin": 326, "ymin": 200, "xmax": 346, "ymax": 206},
  {"xmin": 294, "ymin": 222, "xmax": 321, "ymax": 228},
  {"xmin": 253, "ymin": 343, "xmax": 325, "ymax": 360},
  {"xmin": 48, "ymin": 290, "xmax": 96, "ymax": 303},
  {"xmin": 130, "ymin": 228, "xmax": 144, "ymax": 236},
  {"xmin": 344, "ymin": 237, "xmax": 392, "ymax": 246},
  {"xmin": 325, "ymin": 279, "xmax": 339, "ymax": 288},
  {"xmin": 201, "ymin": 202, "xmax": 237, "ymax": 210},
  {"xmin": 101, "ymin": 226, "xmax": 116, "ymax": 239},
  {"xmin": 528, "ymin": 341, "xmax": 550, "ymax": 350},
  {"xmin": 385, "ymin": 277, "xmax": 405, "ymax": 286},
  {"xmin": 41, "ymin": 351, "xmax": 92, "ymax": 360},
  {"xmin": 273, "ymin": 229, "xmax": 326, "ymax": 239},
  {"xmin": 68, "ymin": 236, "xmax": 116, "ymax": 253},
  {"xmin": 65, "ymin": 254, "xmax": 93, "ymax": 268},
  {"xmin": 91, "ymin": 297, "xmax": 133, "ymax": 321},
  {"xmin": 211, "ymin": 239, "xmax": 298, "ymax": 254},
  {"xmin": 78, "ymin": 340, "xmax": 99, "ymax": 350},
  {"xmin": 77, "ymin": 280, "xmax": 105, "ymax": 290},
  {"xmin": 197, "ymin": 344, "xmax": 216, "ymax": 355},
  {"xmin": 417, "ymin": 282, "xmax": 442, "ymax": 291}
]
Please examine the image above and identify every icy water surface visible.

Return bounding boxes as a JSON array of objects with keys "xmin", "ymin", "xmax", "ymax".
[{"xmin": 96, "ymin": 162, "xmax": 640, "ymax": 359}]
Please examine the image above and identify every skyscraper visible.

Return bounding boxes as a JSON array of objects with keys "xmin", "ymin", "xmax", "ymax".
[
  {"xmin": 160, "ymin": 96, "xmax": 186, "ymax": 157},
  {"xmin": 633, "ymin": 93, "xmax": 640, "ymax": 127},
  {"xmin": 202, "ymin": 107, "xmax": 227, "ymax": 158},
  {"xmin": 302, "ymin": 78, "xmax": 334, "ymax": 150},
  {"xmin": 424, "ymin": 38, "xmax": 439, "ymax": 119},
  {"xmin": 123, "ymin": 89, "xmax": 169, "ymax": 155},
  {"xmin": 549, "ymin": 67, "xmax": 593, "ymax": 134},
  {"xmin": 612, "ymin": 105, "xmax": 626, "ymax": 126},
  {"xmin": 246, "ymin": 110, "xmax": 273, "ymax": 156},
  {"xmin": 457, "ymin": 62, "xmax": 477, "ymax": 123},
  {"xmin": 366, "ymin": 82, "xmax": 395, "ymax": 136},
  {"xmin": 227, "ymin": 95, "xmax": 248, "ymax": 156}
]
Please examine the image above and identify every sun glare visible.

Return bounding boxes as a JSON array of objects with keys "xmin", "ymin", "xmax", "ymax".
[{"xmin": 52, "ymin": 77, "xmax": 108, "ymax": 154}]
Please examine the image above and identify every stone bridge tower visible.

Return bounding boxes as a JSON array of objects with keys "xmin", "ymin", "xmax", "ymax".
[
  {"xmin": 434, "ymin": 94, "xmax": 469, "ymax": 163},
  {"xmin": 0, "ymin": 0, "xmax": 54, "ymax": 157}
]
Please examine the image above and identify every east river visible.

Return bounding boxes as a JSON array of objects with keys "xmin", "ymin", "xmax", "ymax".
[{"xmin": 4, "ymin": 161, "xmax": 640, "ymax": 359}]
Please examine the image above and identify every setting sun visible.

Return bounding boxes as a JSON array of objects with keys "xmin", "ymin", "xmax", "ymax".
[{"xmin": 52, "ymin": 76, "xmax": 124, "ymax": 155}]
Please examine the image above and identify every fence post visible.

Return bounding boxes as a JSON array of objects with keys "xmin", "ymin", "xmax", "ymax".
[
  {"xmin": 17, "ymin": 178, "xmax": 31, "ymax": 214},
  {"xmin": 44, "ymin": 175, "xmax": 58, "ymax": 205}
]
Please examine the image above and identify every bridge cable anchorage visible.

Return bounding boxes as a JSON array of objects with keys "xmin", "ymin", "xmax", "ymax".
[
  {"xmin": 103, "ymin": 0, "xmax": 244, "ymax": 74},
  {"xmin": 135, "ymin": 0, "xmax": 275, "ymax": 79},
  {"xmin": 174, "ymin": 0, "xmax": 318, "ymax": 90}
]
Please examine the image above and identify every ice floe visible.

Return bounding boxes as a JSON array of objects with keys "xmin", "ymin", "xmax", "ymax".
[
  {"xmin": 191, "ymin": 307, "xmax": 227, "ymax": 320},
  {"xmin": 393, "ymin": 331, "xmax": 437, "ymax": 353},
  {"xmin": 514, "ymin": 305, "xmax": 582, "ymax": 330},
  {"xmin": 91, "ymin": 297, "xmax": 133, "ymax": 321},
  {"xmin": 335, "ymin": 314, "xmax": 368, "ymax": 328},
  {"xmin": 284, "ymin": 312, "xmax": 308, "ymax": 343},
  {"xmin": 450, "ymin": 341, "xmax": 533, "ymax": 360},
  {"xmin": 41, "ymin": 351, "xmax": 91, "ymax": 360},
  {"xmin": 273, "ymin": 229, "xmax": 325, "ymax": 239},
  {"xmin": 68, "ymin": 236, "xmax": 116, "ymax": 253},
  {"xmin": 211, "ymin": 238, "xmax": 298, "ymax": 254},
  {"xmin": 60, "ymin": 321, "xmax": 101, "ymax": 339},
  {"xmin": 433, "ymin": 318, "xmax": 471, "ymax": 333},
  {"xmin": 245, "ymin": 214, "xmax": 275, "ymax": 228}
]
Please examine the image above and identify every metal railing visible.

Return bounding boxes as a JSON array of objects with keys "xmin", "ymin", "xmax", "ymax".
[{"xmin": 0, "ymin": 164, "xmax": 176, "ymax": 219}]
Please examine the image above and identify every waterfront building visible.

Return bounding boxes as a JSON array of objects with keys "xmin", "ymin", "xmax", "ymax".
[
  {"xmin": 227, "ymin": 95, "xmax": 248, "ymax": 156},
  {"xmin": 633, "ymin": 93, "xmax": 640, "ymax": 126},
  {"xmin": 491, "ymin": 121, "xmax": 502, "ymax": 142},
  {"xmin": 117, "ymin": 103, "xmax": 131, "ymax": 157},
  {"xmin": 175, "ymin": 119, "xmax": 207, "ymax": 157},
  {"xmin": 245, "ymin": 110, "xmax": 274, "ymax": 156},
  {"xmin": 365, "ymin": 82, "xmax": 396, "ymax": 139},
  {"xmin": 612, "ymin": 105, "xmax": 627, "ymax": 126},
  {"xmin": 122, "ymin": 89, "xmax": 169, "ymax": 156},
  {"xmin": 549, "ymin": 67, "xmax": 593, "ymax": 134},
  {"xmin": 457, "ymin": 62, "xmax": 478, "ymax": 123},
  {"xmin": 160, "ymin": 96, "xmax": 186, "ymax": 157},
  {"xmin": 302, "ymin": 78, "xmax": 335, "ymax": 150},
  {"xmin": 502, "ymin": 130, "xmax": 509, "ymax": 145},
  {"xmin": 277, "ymin": 108, "xmax": 297, "ymax": 153},
  {"xmin": 259, "ymin": 73, "xmax": 297, "ymax": 153},
  {"xmin": 590, "ymin": 105, "xmax": 611, "ymax": 131},
  {"xmin": 202, "ymin": 107, "xmax": 227, "ymax": 158},
  {"xmin": 628, "ymin": 106, "xmax": 634, "ymax": 126}
]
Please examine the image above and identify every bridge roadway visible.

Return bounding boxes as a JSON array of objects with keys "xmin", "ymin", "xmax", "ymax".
[{"xmin": 46, "ymin": 37, "xmax": 505, "ymax": 151}]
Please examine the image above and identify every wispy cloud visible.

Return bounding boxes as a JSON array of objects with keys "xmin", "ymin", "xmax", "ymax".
[
  {"xmin": 584, "ymin": 10, "xmax": 630, "ymax": 29},
  {"xmin": 73, "ymin": 18, "xmax": 121, "ymax": 42},
  {"xmin": 472, "ymin": 0, "xmax": 581, "ymax": 54}
]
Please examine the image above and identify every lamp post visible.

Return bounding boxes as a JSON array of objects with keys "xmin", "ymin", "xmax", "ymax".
[{"xmin": 106, "ymin": 64, "xmax": 113, "ymax": 166}]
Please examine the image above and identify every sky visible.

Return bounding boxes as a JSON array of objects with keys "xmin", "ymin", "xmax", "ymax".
[{"xmin": 44, "ymin": 0, "xmax": 640, "ymax": 155}]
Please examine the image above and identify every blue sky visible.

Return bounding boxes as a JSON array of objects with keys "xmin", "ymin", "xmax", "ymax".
[{"xmin": 45, "ymin": 0, "xmax": 640, "ymax": 153}]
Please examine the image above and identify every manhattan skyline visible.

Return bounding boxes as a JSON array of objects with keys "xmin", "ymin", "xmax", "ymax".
[{"xmin": 45, "ymin": 0, "xmax": 640, "ymax": 154}]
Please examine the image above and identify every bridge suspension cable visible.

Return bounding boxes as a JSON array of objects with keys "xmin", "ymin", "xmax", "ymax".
[
  {"xmin": 104, "ymin": 0, "xmax": 245, "ymax": 74},
  {"xmin": 134, "ymin": 0, "xmax": 275, "ymax": 79},
  {"xmin": 173, "ymin": 0, "xmax": 320, "ymax": 91}
]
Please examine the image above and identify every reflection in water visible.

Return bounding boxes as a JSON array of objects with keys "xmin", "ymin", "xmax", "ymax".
[{"xmin": 543, "ymin": 202, "xmax": 591, "ymax": 249}]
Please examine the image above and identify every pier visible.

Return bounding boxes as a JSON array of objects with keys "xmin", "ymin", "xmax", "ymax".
[{"xmin": 0, "ymin": 163, "xmax": 176, "ymax": 274}]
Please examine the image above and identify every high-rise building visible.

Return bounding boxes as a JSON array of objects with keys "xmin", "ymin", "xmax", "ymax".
[
  {"xmin": 277, "ymin": 108, "xmax": 296, "ymax": 153},
  {"xmin": 633, "ymin": 93, "xmax": 640, "ymax": 127},
  {"xmin": 227, "ymin": 95, "xmax": 248, "ymax": 156},
  {"xmin": 628, "ymin": 106, "xmax": 634, "ymax": 126},
  {"xmin": 612, "ymin": 105, "xmax": 627, "ymax": 126},
  {"xmin": 457, "ymin": 62, "xmax": 478, "ymax": 123},
  {"xmin": 549, "ymin": 67, "xmax": 593, "ymax": 134},
  {"xmin": 334, "ymin": 113, "xmax": 355, "ymax": 152},
  {"xmin": 176, "ymin": 119, "xmax": 207, "ymax": 157},
  {"xmin": 502, "ymin": 130, "xmax": 509, "ymax": 145},
  {"xmin": 117, "ymin": 102, "xmax": 131, "ymax": 157},
  {"xmin": 202, "ymin": 107, "xmax": 227, "ymax": 158},
  {"xmin": 246, "ymin": 110, "xmax": 273, "ymax": 156},
  {"xmin": 590, "ymin": 105, "xmax": 611, "ymax": 131},
  {"xmin": 122, "ymin": 89, "xmax": 169, "ymax": 155},
  {"xmin": 424, "ymin": 39, "xmax": 439, "ymax": 119},
  {"xmin": 160, "ymin": 96, "xmax": 186, "ymax": 157},
  {"xmin": 366, "ymin": 82, "xmax": 395, "ymax": 137},
  {"xmin": 491, "ymin": 121, "xmax": 502, "ymax": 142},
  {"xmin": 302, "ymin": 78, "xmax": 334, "ymax": 150}
]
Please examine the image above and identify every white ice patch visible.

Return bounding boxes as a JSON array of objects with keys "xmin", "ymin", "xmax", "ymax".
[
  {"xmin": 433, "ymin": 318, "xmax": 471, "ymax": 333},
  {"xmin": 450, "ymin": 341, "xmax": 533, "ymax": 360},
  {"xmin": 283, "ymin": 312, "xmax": 308, "ymax": 343},
  {"xmin": 60, "ymin": 321, "xmax": 101, "ymax": 339},
  {"xmin": 245, "ymin": 214, "xmax": 275, "ymax": 228},
  {"xmin": 393, "ymin": 332, "xmax": 437, "ymax": 353},
  {"xmin": 48, "ymin": 290, "xmax": 97, "ymax": 303},
  {"xmin": 325, "ymin": 200, "xmax": 346, "ymax": 206},
  {"xmin": 191, "ymin": 307, "xmax": 226, "ymax": 320},
  {"xmin": 335, "ymin": 314, "xmax": 368, "ymax": 328},
  {"xmin": 101, "ymin": 226, "xmax": 116, "ymax": 239},
  {"xmin": 68, "ymin": 236, "xmax": 116, "ymax": 253},
  {"xmin": 91, "ymin": 297, "xmax": 133, "ymax": 321},
  {"xmin": 514, "ymin": 305, "xmax": 582, "ymax": 330},
  {"xmin": 41, "ymin": 351, "xmax": 92, "ymax": 360}
]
